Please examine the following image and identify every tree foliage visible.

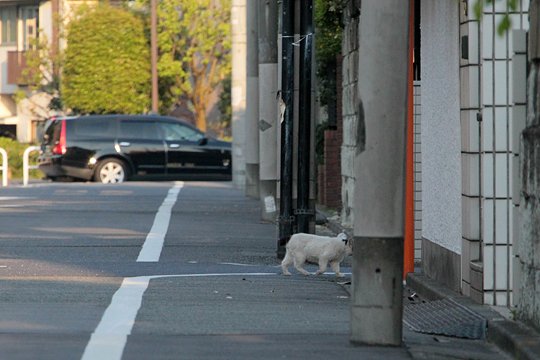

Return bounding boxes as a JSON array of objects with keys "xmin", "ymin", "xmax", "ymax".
[
  {"xmin": 314, "ymin": 0, "xmax": 344, "ymax": 108},
  {"xmin": 16, "ymin": 34, "xmax": 62, "ymax": 106},
  {"xmin": 62, "ymin": 4, "xmax": 150, "ymax": 114},
  {"xmin": 474, "ymin": 0, "xmax": 518, "ymax": 36},
  {"xmin": 14, "ymin": 12, "xmax": 65, "ymax": 118},
  {"xmin": 217, "ymin": 74, "xmax": 232, "ymax": 138},
  {"xmin": 154, "ymin": 0, "xmax": 231, "ymax": 131}
]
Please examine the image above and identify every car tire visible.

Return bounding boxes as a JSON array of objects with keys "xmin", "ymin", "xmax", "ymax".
[{"xmin": 94, "ymin": 158, "xmax": 129, "ymax": 184}]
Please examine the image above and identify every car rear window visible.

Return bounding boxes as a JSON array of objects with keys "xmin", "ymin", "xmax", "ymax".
[
  {"xmin": 43, "ymin": 119, "xmax": 60, "ymax": 145},
  {"xmin": 71, "ymin": 118, "xmax": 117, "ymax": 139}
]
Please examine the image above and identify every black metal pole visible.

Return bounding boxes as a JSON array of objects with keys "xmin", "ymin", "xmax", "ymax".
[
  {"xmin": 277, "ymin": 0, "xmax": 295, "ymax": 258},
  {"xmin": 297, "ymin": 0, "xmax": 313, "ymax": 233}
]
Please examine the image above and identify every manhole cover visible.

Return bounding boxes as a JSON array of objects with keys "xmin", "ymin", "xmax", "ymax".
[{"xmin": 403, "ymin": 298, "xmax": 487, "ymax": 339}]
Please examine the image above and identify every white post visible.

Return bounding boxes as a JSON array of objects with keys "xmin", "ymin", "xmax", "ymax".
[
  {"xmin": 245, "ymin": 0, "xmax": 260, "ymax": 198},
  {"xmin": 23, "ymin": 146, "xmax": 40, "ymax": 186},
  {"xmin": 258, "ymin": 0, "xmax": 279, "ymax": 222},
  {"xmin": 0, "ymin": 148, "xmax": 7, "ymax": 187}
]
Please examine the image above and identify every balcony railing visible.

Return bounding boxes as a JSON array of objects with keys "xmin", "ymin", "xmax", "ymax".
[{"xmin": 7, "ymin": 51, "xmax": 28, "ymax": 85}]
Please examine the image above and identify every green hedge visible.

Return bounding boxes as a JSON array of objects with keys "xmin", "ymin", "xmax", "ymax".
[{"xmin": 0, "ymin": 138, "xmax": 41, "ymax": 180}]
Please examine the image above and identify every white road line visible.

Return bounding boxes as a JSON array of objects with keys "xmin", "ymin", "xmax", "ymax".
[
  {"xmin": 81, "ymin": 273, "xmax": 277, "ymax": 360},
  {"xmin": 219, "ymin": 262, "xmax": 261, "ymax": 267},
  {"xmin": 0, "ymin": 196, "xmax": 34, "ymax": 200},
  {"xmin": 81, "ymin": 277, "xmax": 150, "ymax": 360},
  {"xmin": 136, "ymin": 182, "xmax": 183, "ymax": 262}
]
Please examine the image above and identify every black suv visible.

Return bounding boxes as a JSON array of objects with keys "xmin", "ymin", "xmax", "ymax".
[{"xmin": 38, "ymin": 115, "xmax": 232, "ymax": 183}]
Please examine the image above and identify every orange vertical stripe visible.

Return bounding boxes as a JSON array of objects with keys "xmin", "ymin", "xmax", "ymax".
[{"xmin": 404, "ymin": 0, "xmax": 415, "ymax": 278}]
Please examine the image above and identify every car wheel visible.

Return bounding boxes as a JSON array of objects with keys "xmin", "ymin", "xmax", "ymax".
[{"xmin": 94, "ymin": 158, "xmax": 128, "ymax": 184}]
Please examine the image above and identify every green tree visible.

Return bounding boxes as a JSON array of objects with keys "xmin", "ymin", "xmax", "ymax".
[
  {"xmin": 62, "ymin": 4, "xmax": 150, "ymax": 114},
  {"xmin": 216, "ymin": 74, "xmax": 232, "ymax": 138},
  {"xmin": 155, "ymin": 0, "xmax": 231, "ymax": 132}
]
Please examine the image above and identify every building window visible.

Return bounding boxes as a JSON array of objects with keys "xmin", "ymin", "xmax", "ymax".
[
  {"xmin": 0, "ymin": 7, "xmax": 17, "ymax": 45},
  {"xmin": 21, "ymin": 6, "xmax": 38, "ymax": 50}
]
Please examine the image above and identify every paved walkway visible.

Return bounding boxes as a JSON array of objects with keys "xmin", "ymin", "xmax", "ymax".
[{"xmin": 318, "ymin": 211, "xmax": 540, "ymax": 360}]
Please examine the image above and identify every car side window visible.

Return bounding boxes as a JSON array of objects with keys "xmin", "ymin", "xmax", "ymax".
[
  {"xmin": 159, "ymin": 122, "xmax": 204, "ymax": 142},
  {"xmin": 119, "ymin": 121, "xmax": 160, "ymax": 140},
  {"xmin": 73, "ymin": 118, "xmax": 116, "ymax": 139}
]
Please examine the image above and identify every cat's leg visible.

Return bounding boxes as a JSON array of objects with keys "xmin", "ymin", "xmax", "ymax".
[
  {"xmin": 293, "ymin": 254, "xmax": 310, "ymax": 276},
  {"xmin": 315, "ymin": 257, "xmax": 329, "ymax": 275},
  {"xmin": 330, "ymin": 260, "xmax": 343, "ymax": 277},
  {"xmin": 281, "ymin": 251, "xmax": 293, "ymax": 275}
]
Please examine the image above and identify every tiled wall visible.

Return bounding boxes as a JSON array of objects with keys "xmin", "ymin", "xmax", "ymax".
[
  {"xmin": 459, "ymin": 0, "xmax": 483, "ymax": 302},
  {"xmin": 460, "ymin": 0, "xmax": 529, "ymax": 306}
]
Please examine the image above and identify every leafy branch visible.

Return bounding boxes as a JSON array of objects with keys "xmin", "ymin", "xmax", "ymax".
[{"xmin": 473, "ymin": 0, "xmax": 518, "ymax": 36}]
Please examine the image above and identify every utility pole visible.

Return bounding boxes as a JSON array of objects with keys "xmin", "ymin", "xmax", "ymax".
[
  {"xmin": 150, "ymin": 0, "xmax": 158, "ymax": 114},
  {"xmin": 245, "ymin": 0, "xmax": 260, "ymax": 198},
  {"xmin": 277, "ymin": 0, "xmax": 295, "ymax": 258},
  {"xmin": 231, "ymin": 0, "xmax": 247, "ymax": 190},
  {"xmin": 258, "ymin": 0, "xmax": 279, "ymax": 222},
  {"xmin": 350, "ymin": 0, "xmax": 410, "ymax": 346},
  {"xmin": 51, "ymin": 0, "xmax": 59, "ymax": 78},
  {"xmin": 296, "ymin": 0, "xmax": 314, "ymax": 233}
]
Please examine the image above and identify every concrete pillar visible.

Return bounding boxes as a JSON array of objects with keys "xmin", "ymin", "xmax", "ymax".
[
  {"xmin": 350, "ymin": 0, "xmax": 410, "ymax": 346},
  {"xmin": 231, "ymin": 0, "xmax": 247, "ymax": 190},
  {"xmin": 258, "ymin": 0, "xmax": 279, "ymax": 221},
  {"xmin": 245, "ymin": 0, "xmax": 260, "ymax": 198}
]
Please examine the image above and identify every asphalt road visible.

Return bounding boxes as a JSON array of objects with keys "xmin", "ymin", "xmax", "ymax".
[
  {"xmin": 0, "ymin": 181, "xmax": 369, "ymax": 360},
  {"xmin": 0, "ymin": 181, "xmax": 511, "ymax": 360}
]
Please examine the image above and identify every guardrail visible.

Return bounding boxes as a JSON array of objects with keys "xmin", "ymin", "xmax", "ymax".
[
  {"xmin": 23, "ymin": 146, "xmax": 40, "ymax": 186},
  {"xmin": 0, "ymin": 147, "xmax": 7, "ymax": 187}
]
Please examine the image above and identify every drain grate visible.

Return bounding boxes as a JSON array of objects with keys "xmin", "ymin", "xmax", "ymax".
[{"xmin": 403, "ymin": 298, "xmax": 487, "ymax": 339}]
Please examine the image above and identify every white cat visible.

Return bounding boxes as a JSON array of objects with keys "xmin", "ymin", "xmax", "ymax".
[{"xmin": 281, "ymin": 232, "xmax": 352, "ymax": 277}]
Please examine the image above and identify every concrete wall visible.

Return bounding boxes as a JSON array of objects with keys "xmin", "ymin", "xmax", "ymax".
[
  {"xmin": 0, "ymin": 95, "xmax": 16, "ymax": 119},
  {"xmin": 340, "ymin": 0, "xmax": 360, "ymax": 228},
  {"xmin": 516, "ymin": 0, "xmax": 540, "ymax": 330},
  {"xmin": 420, "ymin": 0, "xmax": 462, "ymax": 289}
]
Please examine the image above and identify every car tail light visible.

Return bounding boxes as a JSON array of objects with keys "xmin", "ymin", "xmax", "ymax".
[{"xmin": 52, "ymin": 120, "xmax": 67, "ymax": 155}]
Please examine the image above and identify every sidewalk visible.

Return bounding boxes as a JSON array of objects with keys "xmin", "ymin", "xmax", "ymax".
[
  {"xmin": 318, "ymin": 209, "xmax": 540, "ymax": 360},
  {"xmin": 406, "ymin": 272, "xmax": 540, "ymax": 360}
]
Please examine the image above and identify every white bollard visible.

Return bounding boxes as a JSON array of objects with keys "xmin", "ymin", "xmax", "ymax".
[
  {"xmin": 23, "ymin": 146, "xmax": 40, "ymax": 186},
  {"xmin": 0, "ymin": 147, "xmax": 7, "ymax": 187}
]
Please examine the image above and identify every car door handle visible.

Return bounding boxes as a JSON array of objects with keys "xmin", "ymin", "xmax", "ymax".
[
  {"xmin": 169, "ymin": 144, "xmax": 180, "ymax": 149},
  {"xmin": 119, "ymin": 142, "xmax": 131, "ymax": 147}
]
